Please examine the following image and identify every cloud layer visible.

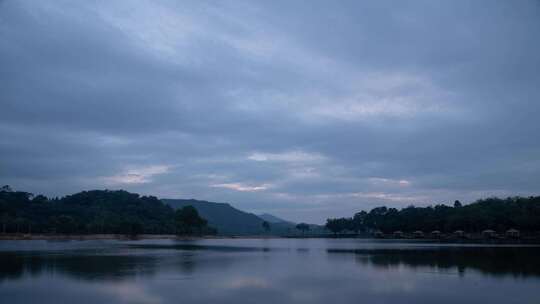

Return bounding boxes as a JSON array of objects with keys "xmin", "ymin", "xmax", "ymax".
[{"xmin": 1, "ymin": 0, "xmax": 539, "ymax": 222}]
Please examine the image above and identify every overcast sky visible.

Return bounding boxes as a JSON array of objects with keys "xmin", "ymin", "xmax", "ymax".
[{"xmin": 1, "ymin": 0, "xmax": 540, "ymax": 223}]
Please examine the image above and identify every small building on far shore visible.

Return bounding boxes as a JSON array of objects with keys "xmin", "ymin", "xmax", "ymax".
[
  {"xmin": 505, "ymin": 228, "xmax": 520, "ymax": 238},
  {"xmin": 430, "ymin": 230, "xmax": 441, "ymax": 238},
  {"xmin": 413, "ymin": 231, "xmax": 424, "ymax": 238},
  {"xmin": 393, "ymin": 231, "xmax": 404, "ymax": 238},
  {"xmin": 482, "ymin": 229, "xmax": 496, "ymax": 238},
  {"xmin": 454, "ymin": 230, "xmax": 465, "ymax": 238},
  {"xmin": 373, "ymin": 230, "xmax": 384, "ymax": 238}
]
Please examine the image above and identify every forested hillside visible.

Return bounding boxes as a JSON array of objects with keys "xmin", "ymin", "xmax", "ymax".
[
  {"xmin": 0, "ymin": 186, "xmax": 175, "ymax": 234},
  {"xmin": 163, "ymin": 199, "xmax": 297, "ymax": 235},
  {"xmin": 326, "ymin": 197, "xmax": 540, "ymax": 234}
]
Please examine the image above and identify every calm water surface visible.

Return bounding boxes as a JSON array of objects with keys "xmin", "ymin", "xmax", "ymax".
[{"xmin": 1, "ymin": 239, "xmax": 539, "ymax": 304}]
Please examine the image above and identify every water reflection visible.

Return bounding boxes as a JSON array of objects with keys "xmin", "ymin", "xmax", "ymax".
[
  {"xmin": 0, "ymin": 251, "xmax": 158, "ymax": 282},
  {"xmin": 327, "ymin": 246, "xmax": 540, "ymax": 278},
  {"xmin": 0, "ymin": 242, "xmax": 251, "ymax": 283},
  {"xmin": 129, "ymin": 243, "xmax": 279, "ymax": 252},
  {"xmin": 1, "ymin": 240, "xmax": 540, "ymax": 304}
]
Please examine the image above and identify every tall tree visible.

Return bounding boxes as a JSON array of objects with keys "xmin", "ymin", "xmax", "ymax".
[
  {"xmin": 262, "ymin": 221, "xmax": 271, "ymax": 233},
  {"xmin": 175, "ymin": 206, "xmax": 208, "ymax": 235},
  {"xmin": 296, "ymin": 223, "xmax": 310, "ymax": 236}
]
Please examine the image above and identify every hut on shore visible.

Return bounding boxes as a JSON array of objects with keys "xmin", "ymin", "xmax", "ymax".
[
  {"xmin": 505, "ymin": 228, "xmax": 520, "ymax": 238},
  {"xmin": 482, "ymin": 229, "xmax": 496, "ymax": 238},
  {"xmin": 413, "ymin": 231, "xmax": 424, "ymax": 238},
  {"xmin": 373, "ymin": 230, "xmax": 384, "ymax": 238},
  {"xmin": 430, "ymin": 230, "xmax": 442, "ymax": 238},
  {"xmin": 393, "ymin": 230, "xmax": 404, "ymax": 238},
  {"xmin": 454, "ymin": 230, "xmax": 465, "ymax": 238}
]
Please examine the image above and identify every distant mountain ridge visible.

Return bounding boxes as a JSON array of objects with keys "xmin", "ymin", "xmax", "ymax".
[
  {"xmin": 162, "ymin": 198, "xmax": 274, "ymax": 235},
  {"xmin": 258, "ymin": 213, "xmax": 294, "ymax": 224}
]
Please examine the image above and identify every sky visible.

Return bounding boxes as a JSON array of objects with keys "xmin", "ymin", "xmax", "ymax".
[{"xmin": 1, "ymin": 0, "xmax": 540, "ymax": 223}]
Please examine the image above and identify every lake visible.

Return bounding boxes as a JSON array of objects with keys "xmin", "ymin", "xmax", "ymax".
[{"xmin": 1, "ymin": 239, "xmax": 539, "ymax": 304}]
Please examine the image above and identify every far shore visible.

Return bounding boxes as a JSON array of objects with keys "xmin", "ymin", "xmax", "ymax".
[
  {"xmin": 0, "ymin": 233, "xmax": 285, "ymax": 241},
  {"xmin": 1, "ymin": 233, "xmax": 540, "ymax": 244}
]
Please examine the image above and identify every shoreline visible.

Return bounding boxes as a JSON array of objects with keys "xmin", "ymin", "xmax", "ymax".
[
  {"xmin": 0, "ymin": 234, "xmax": 219, "ymax": 241},
  {"xmin": 0, "ymin": 234, "xmax": 286, "ymax": 241},
  {"xmin": 1, "ymin": 233, "xmax": 540, "ymax": 244}
]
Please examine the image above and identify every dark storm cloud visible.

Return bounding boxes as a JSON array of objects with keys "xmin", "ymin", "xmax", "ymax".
[{"xmin": 1, "ymin": 0, "xmax": 539, "ymax": 222}]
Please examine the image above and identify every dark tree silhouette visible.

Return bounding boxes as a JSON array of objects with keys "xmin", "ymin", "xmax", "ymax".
[
  {"xmin": 54, "ymin": 215, "xmax": 76, "ymax": 234},
  {"xmin": 326, "ymin": 196, "xmax": 540, "ymax": 234},
  {"xmin": 175, "ymin": 205, "xmax": 208, "ymax": 235},
  {"xmin": 296, "ymin": 223, "xmax": 310, "ymax": 236},
  {"xmin": 325, "ymin": 218, "xmax": 349, "ymax": 235},
  {"xmin": 0, "ymin": 188, "xmax": 213, "ymax": 235},
  {"xmin": 262, "ymin": 221, "xmax": 271, "ymax": 233}
]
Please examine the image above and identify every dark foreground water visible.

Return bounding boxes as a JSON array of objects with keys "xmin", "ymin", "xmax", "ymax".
[{"xmin": 1, "ymin": 239, "xmax": 539, "ymax": 304}]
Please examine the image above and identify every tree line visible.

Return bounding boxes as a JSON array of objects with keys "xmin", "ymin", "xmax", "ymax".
[
  {"xmin": 0, "ymin": 186, "xmax": 215, "ymax": 236},
  {"xmin": 326, "ymin": 197, "xmax": 540, "ymax": 234}
]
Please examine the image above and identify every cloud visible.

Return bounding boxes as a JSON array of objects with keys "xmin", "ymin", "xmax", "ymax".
[
  {"xmin": 368, "ymin": 178, "xmax": 411, "ymax": 187},
  {"xmin": 349, "ymin": 192, "xmax": 425, "ymax": 202},
  {"xmin": 211, "ymin": 183, "xmax": 271, "ymax": 192},
  {"xmin": 248, "ymin": 150, "xmax": 325, "ymax": 163},
  {"xmin": 103, "ymin": 165, "xmax": 170, "ymax": 185}
]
